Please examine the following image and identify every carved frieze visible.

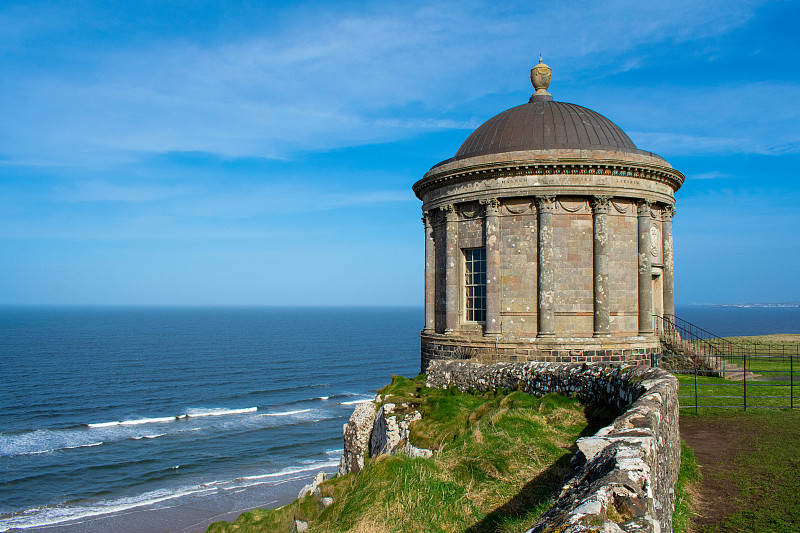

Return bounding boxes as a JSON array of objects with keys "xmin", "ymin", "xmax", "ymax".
[
  {"xmin": 650, "ymin": 225, "xmax": 660, "ymax": 257},
  {"xmin": 558, "ymin": 198, "xmax": 589, "ymax": 213},
  {"xmin": 459, "ymin": 202, "xmax": 482, "ymax": 219},
  {"xmin": 414, "ymin": 160, "xmax": 685, "ymax": 200},
  {"xmin": 610, "ymin": 199, "xmax": 629, "ymax": 214},
  {"xmin": 503, "ymin": 200, "xmax": 535, "ymax": 215}
]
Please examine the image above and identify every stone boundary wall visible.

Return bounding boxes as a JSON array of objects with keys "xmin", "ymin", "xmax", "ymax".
[
  {"xmin": 421, "ymin": 335, "xmax": 660, "ymax": 373},
  {"xmin": 426, "ymin": 360, "xmax": 680, "ymax": 533}
]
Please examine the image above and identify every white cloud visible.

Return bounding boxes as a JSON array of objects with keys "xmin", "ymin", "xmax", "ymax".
[
  {"xmin": 0, "ymin": 0, "xmax": 769, "ymax": 165},
  {"xmin": 691, "ymin": 171, "xmax": 729, "ymax": 180}
]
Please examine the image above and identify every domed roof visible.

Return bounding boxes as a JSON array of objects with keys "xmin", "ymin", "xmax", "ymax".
[
  {"xmin": 449, "ymin": 57, "xmax": 640, "ymax": 162},
  {"xmin": 453, "ymin": 99, "xmax": 638, "ymax": 161}
]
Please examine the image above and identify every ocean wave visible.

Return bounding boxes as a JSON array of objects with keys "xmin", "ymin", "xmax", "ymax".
[
  {"xmin": 0, "ymin": 484, "xmax": 215, "ymax": 531},
  {"xmin": 87, "ymin": 407, "xmax": 257, "ymax": 428},
  {"xmin": 1, "ymin": 406, "xmax": 259, "ymax": 457},
  {"xmin": 339, "ymin": 398, "xmax": 373, "ymax": 405},
  {"xmin": 64, "ymin": 442, "xmax": 103, "ymax": 450},
  {"xmin": 259, "ymin": 408, "xmax": 312, "ymax": 417},
  {"xmin": 0, "ymin": 459, "xmax": 340, "ymax": 531},
  {"xmin": 233, "ymin": 459, "xmax": 341, "ymax": 484},
  {"xmin": 130, "ymin": 434, "xmax": 165, "ymax": 440},
  {"xmin": 184, "ymin": 407, "xmax": 257, "ymax": 418},
  {"xmin": 88, "ymin": 416, "xmax": 176, "ymax": 428}
]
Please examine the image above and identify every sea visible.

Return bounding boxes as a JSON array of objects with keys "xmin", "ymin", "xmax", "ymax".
[{"xmin": 1, "ymin": 305, "xmax": 798, "ymax": 532}]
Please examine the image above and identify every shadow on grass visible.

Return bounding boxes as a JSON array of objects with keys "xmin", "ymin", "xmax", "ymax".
[{"xmin": 463, "ymin": 403, "xmax": 619, "ymax": 533}]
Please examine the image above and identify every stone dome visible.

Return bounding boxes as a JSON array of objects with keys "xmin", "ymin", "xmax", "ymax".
[{"xmin": 453, "ymin": 100, "xmax": 639, "ymax": 161}]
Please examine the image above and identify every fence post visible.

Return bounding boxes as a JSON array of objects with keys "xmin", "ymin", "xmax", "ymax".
[
  {"xmin": 694, "ymin": 351, "xmax": 698, "ymax": 414},
  {"xmin": 743, "ymin": 350, "xmax": 747, "ymax": 411}
]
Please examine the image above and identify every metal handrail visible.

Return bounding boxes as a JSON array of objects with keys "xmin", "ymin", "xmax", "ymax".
[{"xmin": 654, "ymin": 314, "xmax": 799, "ymax": 411}]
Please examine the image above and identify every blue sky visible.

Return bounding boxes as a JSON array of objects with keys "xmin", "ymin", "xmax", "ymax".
[{"xmin": 1, "ymin": 0, "xmax": 798, "ymax": 306}]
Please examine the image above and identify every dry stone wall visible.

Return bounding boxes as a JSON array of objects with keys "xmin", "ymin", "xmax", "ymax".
[{"xmin": 426, "ymin": 360, "xmax": 680, "ymax": 533}]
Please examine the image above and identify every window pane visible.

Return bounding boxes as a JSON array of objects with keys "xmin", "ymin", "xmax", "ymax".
[{"xmin": 464, "ymin": 247, "xmax": 487, "ymax": 323}]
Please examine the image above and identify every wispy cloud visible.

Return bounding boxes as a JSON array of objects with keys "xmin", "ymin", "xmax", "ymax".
[
  {"xmin": 0, "ymin": 0, "xmax": 768, "ymax": 166},
  {"xmin": 691, "ymin": 171, "xmax": 730, "ymax": 180}
]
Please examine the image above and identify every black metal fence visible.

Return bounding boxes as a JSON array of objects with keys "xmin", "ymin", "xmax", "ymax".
[{"xmin": 654, "ymin": 314, "xmax": 799, "ymax": 412}]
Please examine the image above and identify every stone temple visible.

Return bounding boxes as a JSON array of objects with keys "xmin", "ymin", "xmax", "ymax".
[{"xmin": 413, "ymin": 59, "xmax": 683, "ymax": 371}]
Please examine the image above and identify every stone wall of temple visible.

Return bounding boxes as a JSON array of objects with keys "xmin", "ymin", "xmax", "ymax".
[
  {"xmin": 608, "ymin": 199, "xmax": 639, "ymax": 335},
  {"xmin": 499, "ymin": 200, "xmax": 538, "ymax": 337},
  {"xmin": 552, "ymin": 199, "xmax": 594, "ymax": 336}
]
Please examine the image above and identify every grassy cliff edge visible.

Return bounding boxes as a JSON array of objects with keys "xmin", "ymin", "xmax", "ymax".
[{"xmin": 208, "ymin": 374, "xmax": 617, "ymax": 533}]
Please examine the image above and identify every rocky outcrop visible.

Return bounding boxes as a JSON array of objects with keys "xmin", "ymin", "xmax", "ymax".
[
  {"xmin": 339, "ymin": 398, "xmax": 434, "ymax": 477},
  {"xmin": 298, "ymin": 471, "xmax": 328, "ymax": 499},
  {"xmin": 338, "ymin": 401, "xmax": 378, "ymax": 475},
  {"xmin": 370, "ymin": 403, "xmax": 433, "ymax": 459},
  {"xmin": 426, "ymin": 361, "xmax": 680, "ymax": 533}
]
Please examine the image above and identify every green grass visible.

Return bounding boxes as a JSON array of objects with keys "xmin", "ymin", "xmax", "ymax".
[
  {"xmin": 674, "ymin": 440, "xmax": 701, "ymax": 533},
  {"xmin": 208, "ymin": 375, "xmax": 617, "ymax": 533},
  {"xmin": 671, "ymin": 334, "xmax": 800, "ymax": 411},
  {"xmin": 675, "ymin": 374, "xmax": 798, "ymax": 411},
  {"xmin": 681, "ymin": 410, "xmax": 800, "ymax": 533}
]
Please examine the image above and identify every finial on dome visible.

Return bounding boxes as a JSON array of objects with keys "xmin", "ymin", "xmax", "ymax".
[{"xmin": 530, "ymin": 56, "xmax": 553, "ymax": 102}]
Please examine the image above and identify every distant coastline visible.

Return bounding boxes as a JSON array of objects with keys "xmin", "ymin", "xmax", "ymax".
[{"xmin": 695, "ymin": 303, "xmax": 800, "ymax": 309}]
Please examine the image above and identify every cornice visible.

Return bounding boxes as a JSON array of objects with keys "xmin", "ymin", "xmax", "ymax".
[{"xmin": 412, "ymin": 158, "xmax": 685, "ymax": 199}]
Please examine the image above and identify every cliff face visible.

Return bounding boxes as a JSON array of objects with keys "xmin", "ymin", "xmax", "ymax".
[{"xmin": 339, "ymin": 399, "xmax": 431, "ymax": 477}]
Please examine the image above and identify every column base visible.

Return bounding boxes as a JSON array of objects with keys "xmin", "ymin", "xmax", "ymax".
[
  {"xmin": 483, "ymin": 331, "xmax": 501, "ymax": 338},
  {"xmin": 593, "ymin": 332, "xmax": 612, "ymax": 338},
  {"xmin": 537, "ymin": 333, "xmax": 556, "ymax": 338}
]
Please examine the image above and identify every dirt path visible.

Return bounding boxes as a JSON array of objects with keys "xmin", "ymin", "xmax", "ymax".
[{"xmin": 679, "ymin": 416, "xmax": 752, "ymax": 530}]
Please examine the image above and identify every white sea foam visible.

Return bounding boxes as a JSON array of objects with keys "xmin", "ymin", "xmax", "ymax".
[
  {"xmin": 86, "ymin": 407, "xmax": 257, "ymax": 429},
  {"xmin": 0, "ymin": 459, "xmax": 340, "ymax": 531},
  {"xmin": 0, "ymin": 484, "xmax": 216, "ymax": 531},
  {"xmin": 315, "ymin": 396, "xmax": 330, "ymax": 400},
  {"xmin": 340, "ymin": 399, "xmax": 372, "ymax": 405},
  {"xmin": 185, "ymin": 407, "xmax": 257, "ymax": 418},
  {"xmin": 88, "ymin": 416, "xmax": 175, "ymax": 428},
  {"xmin": 260, "ymin": 408, "xmax": 312, "ymax": 417},
  {"xmin": 233, "ymin": 459, "xmax": 340, "ymax": 485},
  {"xmin": 130, "ymin": 434, "xmax": 165, "ymax": 440},
  {"xmin": 64, "ymin": 442, "xmax": 103, "ymax": 449}
]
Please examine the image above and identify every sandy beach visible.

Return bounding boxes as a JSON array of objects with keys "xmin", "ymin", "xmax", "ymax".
[{"xmin": 20, "ymin": 468, "xmax": 336, "ymax": 533}]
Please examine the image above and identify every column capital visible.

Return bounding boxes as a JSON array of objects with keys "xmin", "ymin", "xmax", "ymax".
[
  {"xmin": 479, "ymin": 197, "xmax": 500, "ymax": 213},
  {"xmin": 591, "ymin": 196, "xmax": 611, "ymax": 214},
  {"xmin": 422, "ymin": 210, "xmax": 433, "ymax": 228},
  {"xmin": 441, "ymin": 203, "xmax": 458, "ymax": 222},
  {"xmin": 536, "ymin": 195, "xmax": 557, "ymax": 213},
  {"xmin": 636, "ymin": 200, "xmax": 652, "ymax": 216},
  {"xmin": 662, "ymin": 205, "xmax": 676, "ymax": 220}
]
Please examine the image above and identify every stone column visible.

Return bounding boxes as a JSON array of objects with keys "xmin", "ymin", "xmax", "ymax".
[
  {"xmin": 592, "ymin": 196, "xmax": 610, "ymax": 336},
  {"xmin": 481, "ymin": 198, "xmax": 501, "ymax": 336},
  {"xmin": 422, "ymin": 211, "xmax": 435, "ymax": 333},
  {"xmin": 637, "ymin": 201, "xmax": 653, "ymax": 335},
  {"xmin": 443, "ymin": 204, "xmax": 459, "ymax": 333},
  {"xmin": 662, "ymin": 205, "xmax": 676, "ymax": 319},
  {"xmin": 537, "ymin": 196, "xmax": 556, "ymax": 337}
]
